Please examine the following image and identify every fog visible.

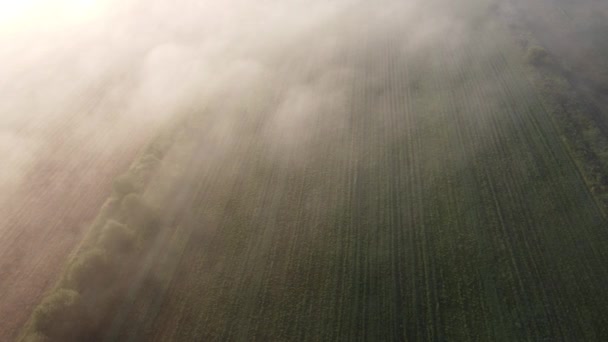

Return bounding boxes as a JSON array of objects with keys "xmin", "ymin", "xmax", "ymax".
[
  {"xmin": 0, "ymin": 0, "xmax": 331, "ymax": 192},
  {"xmin": 1, "ymin": 0, "xmax": 477, "ymax": 337},
  {"xmin": 3, "ymin": 0, "xmax": 608, "ymax": 340},
  {"xmin": 2, "ymin": 0, "xmax": 606, "ymax": 214},
  {"xmin": 0, "ymin": 0, "xmax": 482, "ymax": 200}
]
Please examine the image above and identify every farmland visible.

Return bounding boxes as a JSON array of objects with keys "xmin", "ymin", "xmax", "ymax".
[
  {"xmin": 98, "ymin": 1, "xmax": 608, "ymax": 340},
  {"xmin": 0, "ymin": 90, "xmax": 156, "ymax": 341},
  {"xmin": 12, "ymin": 0, "xmax": 608, "ymax": 341}
]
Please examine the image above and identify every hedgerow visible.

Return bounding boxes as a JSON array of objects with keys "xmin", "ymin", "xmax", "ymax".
[
  {"xmin": 120, "ymin": 194, "xmax": 161, "ymax": 239},
  {"xmin": 18, "ymin": 125, "xmax": 184, "ymax": 341},
  {"xmin": 30, "ymin": 289, "xmax": 90, "ymax": 341},
  {"xmin": 98, "ymin": 220, "xmax": 136, "ymax": 254},
  {"xmin": 65, "ymin": 248, "xmax": 116, "ymax": 293}
]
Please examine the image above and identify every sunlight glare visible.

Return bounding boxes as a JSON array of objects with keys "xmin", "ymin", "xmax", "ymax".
[{"xmin": 0, "ymin": 0, "xmax": 112, "ymax": 32}]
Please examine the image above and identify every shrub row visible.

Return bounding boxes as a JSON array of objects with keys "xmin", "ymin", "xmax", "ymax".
[
  {"xmin": 520, "ymin": 34, "xmax": 608, "ymax": 214},
  {"xmin": 20, "ymin": 133, "xmax": 174, "ymax": 342}
]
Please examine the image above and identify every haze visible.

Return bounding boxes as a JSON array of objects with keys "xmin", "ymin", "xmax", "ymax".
[{"xmin": 2, "ymin": 0, "xmax": 608, "ymax": 340}]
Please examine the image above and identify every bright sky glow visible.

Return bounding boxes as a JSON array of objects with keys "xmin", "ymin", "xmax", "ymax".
[{"xmin": 0, "ymin": 0, "xmax": 112, "ymax": 32}]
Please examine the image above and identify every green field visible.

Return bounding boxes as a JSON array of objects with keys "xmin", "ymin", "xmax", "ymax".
[
  {"xmin": 20, "ymin": 0, "xmax": 608, "ymax": 341},
  {"xmin": 99, "ymin": 3, "xmax": 608, "ymax": 341}
]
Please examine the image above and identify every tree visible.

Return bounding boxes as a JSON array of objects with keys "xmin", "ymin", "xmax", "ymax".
[
  {"xmin": 112, "ymin": 173, "xmax": 141, "ymax": 197},
  {"xmin": 121, "ymin": 194, "xmax": 161, "ymax": 238},
  {"xmin": 65, "ymin": 249, "xmax": 115, "ymax": 293},
  {"xmin": 99, "ymin": 220, "xmax": 136, "ymax": 253},
  {"xmin": 31, "ymin": 289, "xmax": 89, "ymax": 341},
  {"xmin": 526, "ymin": 45, "xmax": 549, "ymax": 66}
]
